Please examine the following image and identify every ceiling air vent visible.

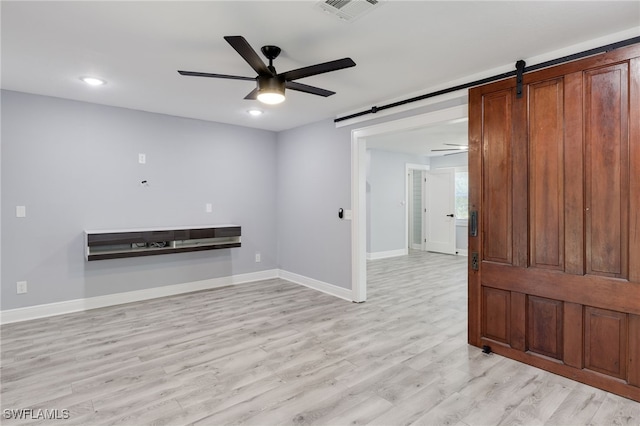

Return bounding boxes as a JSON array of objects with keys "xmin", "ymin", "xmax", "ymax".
[{"xmin": 315, "ymin": 0, "xmax": 381, "ymax": 22}]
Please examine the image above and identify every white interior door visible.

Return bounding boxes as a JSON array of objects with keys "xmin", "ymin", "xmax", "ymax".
[{"xmin": 425, "ymin": 168, "xmax": 456, "ymax": 254}]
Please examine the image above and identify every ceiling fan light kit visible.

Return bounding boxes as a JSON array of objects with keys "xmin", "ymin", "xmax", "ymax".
[
  {"xmin": 257, "ymin": 92, "xmax": 285, "ymax": 105},
  {"xmin": 178, "ymin": 35, "xmax": 355, "ymax": 106},
  {"xmin": 256, "ymin": 75, "xmax": 286, "ymax": 104}
]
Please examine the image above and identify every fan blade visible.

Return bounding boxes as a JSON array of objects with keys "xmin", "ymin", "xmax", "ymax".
[
  {"xmin": 280, "ymin": 58, "xmax": 356, "ymax": 81},
  {"xmin": 431, "ymin": 148, "xmax": 467, "ymax": 152},
  {"xmin": 445, "ymin": 143, "xmax": 468, "ymax": 147},
  {"xmin": 178, "ymin": 70, "xmax": 256, "ymax": 81},
  {"xmin": 445, "ymin": 151, "xmax": 468, "ymax": 156},
  {"xmin": 244, "ymin": 88, "xmax": 258, "ymax": 100},
  {"xmin": 224, "ymin": 36, "xmax": 273, "ymax": 76},
  {"xmin": 286, "ymin": 81, "xmax": 335, "ymax": 97},
  {"xmin": 178, "ymin": 70, "xmax": 255, "ymax": 81}
]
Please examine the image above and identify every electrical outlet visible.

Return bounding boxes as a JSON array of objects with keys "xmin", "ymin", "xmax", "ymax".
[
  {"xmin": 255, "ymin": 252, "xmax": 261, "ymax": 263},
  {"xmin": 138, "ymin": 153, "xmax": 146, "ymax": 164},
  {"xmin": 17, "ymin": 281, "xmax": 27, "ymax": 294},
  {"xmin": 206, "ymin": 203, "xmax": 212, "ymax": 213}
]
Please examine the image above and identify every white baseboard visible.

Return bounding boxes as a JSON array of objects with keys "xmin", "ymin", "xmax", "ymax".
[
  {"xmin": 411, "ymin": 243, "xmax": 422, "ymax": 250},
  {"xmin": 278, "ymin": 270, "xmax": 352, "ymax": 302},
  {"xmin": 366, "ymin": 248, "xmax": 408, "ymax": 260},
  {"xmin": 456, "ymin": 249, "xmax": 469, "ymax": 257},
  {"xmin": 0, "ymin": 269, "xmax": 354, "ymax": 324},
  {"xmin": 0, "ymin": 269, "xmax": 279, "ymax": 324}
]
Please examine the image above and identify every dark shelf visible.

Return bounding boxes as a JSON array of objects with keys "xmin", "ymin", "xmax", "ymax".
[{"xmin": 85, "ymin": 225, "xmax": 241, "ymax": 261}]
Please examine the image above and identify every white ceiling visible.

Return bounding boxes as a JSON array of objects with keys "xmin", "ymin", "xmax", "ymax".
[
  {"xmin": 1, "ymin": 1, "xmax": 639, "ymax": 133},
  {"xmin": 366, "ymin": 119, "xmax": 468, "ymax": 157}
]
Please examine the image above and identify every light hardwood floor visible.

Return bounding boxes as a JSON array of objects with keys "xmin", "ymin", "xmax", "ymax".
[{"xmin": 1, "ymin": 251, "xmax": 638, "ymax": 425}]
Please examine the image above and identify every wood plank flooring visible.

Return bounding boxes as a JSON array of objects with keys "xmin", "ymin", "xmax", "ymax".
[{"xmin": 1, "ymin": 250, "xmax": 638, "ymax": 425}]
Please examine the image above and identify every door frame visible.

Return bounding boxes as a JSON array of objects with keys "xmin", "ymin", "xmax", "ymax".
[{"xmin": 351, "ymin": 104, "xmax": 468, "ymax": 302}]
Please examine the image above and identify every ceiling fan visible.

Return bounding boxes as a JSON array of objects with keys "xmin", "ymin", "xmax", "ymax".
[
  {"xmin": 178, "ymin": 36, "xmax": 356, "ymax": 105},
  {"xmin": 431, "ymin": 143, "xmax": 469, "ymax": 156}
]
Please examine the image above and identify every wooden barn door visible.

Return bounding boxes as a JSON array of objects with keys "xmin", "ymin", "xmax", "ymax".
[{"xmin": 468, "ymin": 44, "xmax": 640, "ymax": 401}]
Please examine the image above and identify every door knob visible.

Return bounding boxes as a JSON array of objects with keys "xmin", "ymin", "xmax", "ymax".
[{"xmin": 446, "ymin": 214, "xmax": 455, "ymax": 217}]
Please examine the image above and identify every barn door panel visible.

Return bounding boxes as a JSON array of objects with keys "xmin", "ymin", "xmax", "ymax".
[
  {"xmin": 468, "ymin": 44, "xmax": 640, "ymax": 402},
  {"xmin": 481, "ymin": 90, "xmax": 513, "ymax": 265},
  {"xmin": 584, "ymin": 64, "xmax": 629, "ymax": 279},
  {"xmin": 529, "ymin": 78, "xmax": 564, "ymax": 271}
]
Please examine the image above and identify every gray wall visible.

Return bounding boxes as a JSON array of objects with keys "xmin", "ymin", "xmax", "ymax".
[
  {"xmin": 1, "ymin": 90, "xmax": 278, "ymax": 310},
  {"xmin": 367, "ymin": 149, "xmax": 428, "ymax": 254},
  {"xmin": 1, "ymin": 90, "xmax": 468, "ymax": 311},
  {"xmin": 276, "ymin": 120, "xmax": 352, "ymax": 289}
]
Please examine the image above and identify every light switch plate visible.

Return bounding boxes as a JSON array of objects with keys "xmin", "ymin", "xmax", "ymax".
[
  {"xmin": 344, "ymin": 209, "xmax": 352, "ymax": 220},
  {"xmin": 138, "ymin": 153, "xmax": 146, "ymax": 164},
  {"xmin": 16, "ymin": 206, "xmax": 26, "ymax": 218},
  {"xmin": 206, "ymin": 203, "xmax": 212, "ymax": 213}
]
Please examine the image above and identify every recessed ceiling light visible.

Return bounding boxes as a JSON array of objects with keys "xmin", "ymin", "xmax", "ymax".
[
  {"xmin": 80, "ymin": 77, "xmax": 106, "ymax": 86},
  {"xmin": 247, "ymin": 109, "xmax": 263, "ymax": 117}
]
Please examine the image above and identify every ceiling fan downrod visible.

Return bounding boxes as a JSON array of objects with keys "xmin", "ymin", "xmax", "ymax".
[{"xmin": 261, "ymin": 45, "xmax": 281, "ymax": 73}]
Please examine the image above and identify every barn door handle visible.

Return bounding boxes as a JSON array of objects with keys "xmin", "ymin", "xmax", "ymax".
[
  {"xmin": 446, "ymin": 214, "xmax": 454, "ymax": 217},
  {"xmin": 470, "ymin": 211, "xmax": 478, "ymax": 237}
]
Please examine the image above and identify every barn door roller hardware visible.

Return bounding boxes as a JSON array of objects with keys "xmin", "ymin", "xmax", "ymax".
[
  {"xmin": 335, "ymin": 36, "xmax": 640, "ymax": 123},
  {"xmin": 515, "ymin": 60, "xmax": 526, "ymax": 98}
]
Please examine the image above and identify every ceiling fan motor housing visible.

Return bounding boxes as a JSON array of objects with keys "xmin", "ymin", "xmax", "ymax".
[{"xmin": 257, "ymin": 74, "xmax": 285, "ymax": 95}]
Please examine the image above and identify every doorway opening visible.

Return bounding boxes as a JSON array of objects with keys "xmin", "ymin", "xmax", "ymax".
[{"xmin": 350, "ymin": 104, "xmax": 468, "ymax": 302}]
